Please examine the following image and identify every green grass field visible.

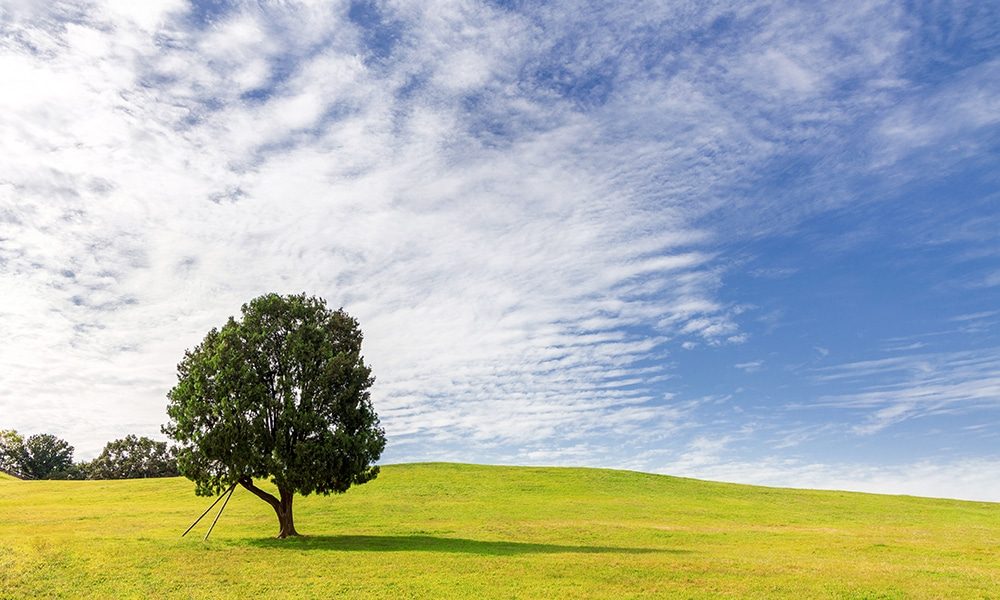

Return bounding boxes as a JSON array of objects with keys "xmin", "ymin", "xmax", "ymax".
[{"xmin": 1, "ymin": 463, "xmax": 998, "ymax": 598}]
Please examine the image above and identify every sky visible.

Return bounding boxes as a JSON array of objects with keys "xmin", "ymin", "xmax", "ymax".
[{"xmin": 1, "ymin": 0, "xmax": 998, "ymax": 501}]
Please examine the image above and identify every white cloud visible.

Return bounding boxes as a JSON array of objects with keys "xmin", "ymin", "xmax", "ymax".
[
  {"xmin": 812, "ymin": 349, "xmax": 1000, "ymax": 435},
  {"xmin": 1, "ymin": 1, "xmax": 758, "ymax": 458},
  {"xmin": 734, "ymin": 360, "xmax": 764, "ymax": 373},
  {"xmin": 661, "ymin": 456, "xmax": 1000, "ymax": 503},
  {"xmin": 873, "ymin": 58, "xmax": 1000, "ymax": 169}
]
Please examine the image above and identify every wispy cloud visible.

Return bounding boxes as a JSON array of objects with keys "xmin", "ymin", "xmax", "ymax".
[
  {"xmin": 2, "ymin": 0, "xmax": 784, "ymax": 455},
  {"xmin": 812, "ymin": 349, "xmax": 1000, "ymax": 435},
  {"xmin": 735, "ymin": 360, "xmax": 764, "ymax": 373},
  {"xmin": 660, "ymin": 455, "xmax": 1000, "ymax": 502}
]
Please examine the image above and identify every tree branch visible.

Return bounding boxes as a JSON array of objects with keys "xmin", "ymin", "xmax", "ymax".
[{"xmin": 238, "ymin": 477, "xmax": 280, "ymax": 510}]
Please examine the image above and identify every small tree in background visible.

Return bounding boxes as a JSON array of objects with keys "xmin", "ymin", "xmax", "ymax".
[
  {"xmin": 0, "ymin": 429, "xmax": 25, "ymax": 478},
  {"xmin": 49, "ymin": 462, "xmax": 89, "ymax": 480},
  {"xmin": 17, "ymin": 434, "xmax": 74, "ymax": 479},
  {"xmin": 163, "ymin": 293, "xmax": 386, "ymax": 538},
  {"xmin": 87, "ymin": 435, "xmax": 179, "ymax": 479}
]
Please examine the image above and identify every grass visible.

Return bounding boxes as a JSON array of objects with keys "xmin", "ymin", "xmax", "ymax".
[{"xmin": 1, "ymin": 463, "xmax": 998, "ymax": 598}]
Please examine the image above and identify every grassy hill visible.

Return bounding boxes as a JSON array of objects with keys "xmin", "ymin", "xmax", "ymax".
[{"xmin": 1, "ymin": 463, "xmax": 997, "ymax": 598}]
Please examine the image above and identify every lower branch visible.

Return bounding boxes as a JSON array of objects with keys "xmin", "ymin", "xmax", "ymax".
[{"xmin": 238, "ymin": 477, "xmax": 280, "ymax": 510}]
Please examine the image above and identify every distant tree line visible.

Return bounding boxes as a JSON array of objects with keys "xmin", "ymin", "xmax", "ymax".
[{"xmin": 0, "ymin": 430, "xmax": 179, "ymax": 480}]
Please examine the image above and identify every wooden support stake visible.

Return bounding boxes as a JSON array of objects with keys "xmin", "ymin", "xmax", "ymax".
[
  {"xmin": 204, "ymin": 482, "xmax": 237, "ymax": 541},
  {"xmin": 182, "ymin": 482, "xmax": 236, "ymax": 537}
]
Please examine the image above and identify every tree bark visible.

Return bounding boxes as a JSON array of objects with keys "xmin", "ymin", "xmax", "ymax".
[
  {"xmin": 277, "ymin": 487, "xmax": 298, "ymax": 538},
  {"xmin": 239, "ymin": 478, "xmax": 300, "ymax": 538}
]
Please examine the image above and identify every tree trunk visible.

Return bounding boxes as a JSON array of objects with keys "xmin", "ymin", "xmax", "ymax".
[
  {"xmin": 239, "ymin": 478, "xmax": 301, "ymax": 538},
  {"xmin": 276, "ymin": 487, "xmax": 299, "ymax": 538}
]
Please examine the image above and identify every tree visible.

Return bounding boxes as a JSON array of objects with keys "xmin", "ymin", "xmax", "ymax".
[
  {"xmin": 87, "ymin": 435, "xmax": 179, "ymax": 479},
  {"xmin": 49, "ymin": 462, "xmax": 88, "ymax": 480},
  {"xmin": 163, "ymin": 293, "xmax": 386, "ymax": 538},
  {"xmin": 0, "ymin": 429, "xmax": 25, "ymax": 478},
  {"xmin": 18, "ymin": 434, "xmax": 74, "ymax": 479}
]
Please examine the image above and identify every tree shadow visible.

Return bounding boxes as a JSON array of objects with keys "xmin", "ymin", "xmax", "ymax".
[{"xmin": 245, "ymin": 534, "xmax": 687, "ymax": 556}]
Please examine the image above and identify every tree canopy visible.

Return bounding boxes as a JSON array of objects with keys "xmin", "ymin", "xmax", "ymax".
[
  {"xmin": 4, "ymin": 433, "xmax": 76, "ymax": 479},
  {"xmin": 163, "ymin": 293, "xmax": 386, "ymax": 537},
  {"xmin": 86, "ymin": 435, "xmax": 179, "ymax": 479},
  {"xmin": 0, "ymin": 429, "xmax": 24, "ymax": 478}
]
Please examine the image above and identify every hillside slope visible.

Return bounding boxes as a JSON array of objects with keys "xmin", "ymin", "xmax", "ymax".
[{"xmin": 0, "ymin": 463, "xmax": 997, "ymax": 598}]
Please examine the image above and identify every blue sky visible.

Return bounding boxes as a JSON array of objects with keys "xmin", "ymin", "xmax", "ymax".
[{"xmin": 0, "ymin": 0, "xmax": 998, "ymax": 500}]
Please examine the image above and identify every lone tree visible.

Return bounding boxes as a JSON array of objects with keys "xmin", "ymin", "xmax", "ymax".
[
  {"xmin": 87, "ymin": 435, "xmax": 179, "ymax": 479},
  {"xmin": 163, "ymin": 293, "xmax": 386, "ymax": 538}
]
